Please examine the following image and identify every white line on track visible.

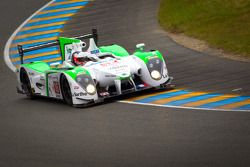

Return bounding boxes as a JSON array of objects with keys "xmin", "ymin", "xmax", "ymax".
[
  {"xmin": 119, "ymin": 100, "xmax": 250, "ymax": 112},
  {"xmin": 4, "ymin": 0, "xmax": 55, "ymax": 72}
]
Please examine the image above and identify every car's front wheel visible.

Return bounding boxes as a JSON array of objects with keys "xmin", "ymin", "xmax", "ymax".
[{"xmin": 60, "ymin": 74, "xmax": 73, "ymax": 106}]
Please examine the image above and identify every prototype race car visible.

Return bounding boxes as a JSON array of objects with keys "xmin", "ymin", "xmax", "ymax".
[{"xmin": 16, "ymin": 29, "xmax": 173, "ymax": 107}]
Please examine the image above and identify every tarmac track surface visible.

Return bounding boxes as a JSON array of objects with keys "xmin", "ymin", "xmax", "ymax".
[{"xmin": 0, "ymin": 0, "xmax": 250, "ymax": 167}]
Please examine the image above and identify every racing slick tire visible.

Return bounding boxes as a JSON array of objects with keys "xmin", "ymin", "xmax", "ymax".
[
  {"xmin": 60, "ymin": 74, "xmax": 73, "ymax": 106},
  {"xmin": 20, "ymin": 68, "xmax": 35, "ymax": 99}
]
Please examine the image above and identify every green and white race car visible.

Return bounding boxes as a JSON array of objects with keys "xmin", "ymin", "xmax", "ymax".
[{"xmin": 16, "ymin": 29, "xmax": 173, "ymax": 107}]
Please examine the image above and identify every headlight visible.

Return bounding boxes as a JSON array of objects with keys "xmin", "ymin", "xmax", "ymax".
[
  {"xmin": 76, "ymin": 74, "xmax": 96, "ymax": 95},
  {"xmin": 151, "ymin": 70, "xmax": 161, "ymax": 80},
  {"xmin": 86, "ymin": 84, "xmax": 96, "ymax": 95}
]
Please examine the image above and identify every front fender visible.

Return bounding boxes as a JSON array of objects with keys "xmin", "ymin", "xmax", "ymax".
[
  {"xmin": 132, "ymin": 50, "xmax": 169, "ymax": 87},
  {"xmin": 61, "ymin": 68, "xmax": 98, "ymax": 105}
]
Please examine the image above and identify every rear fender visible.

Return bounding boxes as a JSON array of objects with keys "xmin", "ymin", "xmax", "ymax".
[{"xmin": 18, "ymin": 66, "xmax": 45, "ymax": 95}]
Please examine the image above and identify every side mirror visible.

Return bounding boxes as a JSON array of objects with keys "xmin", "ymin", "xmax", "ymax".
[{"xmin": 136, "ymin": 43, "xmax": 145, "ymax": 51}]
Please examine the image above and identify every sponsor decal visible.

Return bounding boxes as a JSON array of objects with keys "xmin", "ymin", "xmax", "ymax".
[
  {"xmin": 48, "ymin": 75, "xmax": 58, "ymax": 81},
  {"xmin": 100, "ymin": 60, "xmax": 119, "ymax": 67},
  {"xmin": 40, "ymin": 76, "xmax": 45, "ymax": 81},
  {"xmin": 53, "ymin": 81, "xmax": 60, "ymax": 94},
  {"xmin": 90, "ymin": 49, "xmax": 100, "ymax": 54},
  {"xmin": 100, "ymin": 62, "xmax": 111, "ymax": 67},
  {"xmin": 66, "ymin": 48, "xmax": 72, "ymax": 54},
  {"xmin": 108, "ymin": 64, "xmax": 127, "ymax": 70},
  {"xmin": 105, "ymin": 74, "xmax": 116, "ymax": 77},
  {"xmin": 74, "ymin": 86, "xmax": 80, "ymax": 89},
  {"xmin": 72, "ymin": 92, "xmax": 87, "ymax": 97}
]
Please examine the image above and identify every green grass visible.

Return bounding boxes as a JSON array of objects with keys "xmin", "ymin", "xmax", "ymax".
[{"xmin": 158, "ymin": 0, "xmax": 250, "ymax": 57}]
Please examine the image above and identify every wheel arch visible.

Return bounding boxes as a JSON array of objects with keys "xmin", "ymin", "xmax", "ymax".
[{"xmin": 19, "ymin": 67, "xmax": 28, "ymax": 83}]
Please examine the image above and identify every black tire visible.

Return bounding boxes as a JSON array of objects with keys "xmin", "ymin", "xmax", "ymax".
[
  {"xmin": 60, "ymin": 74, "xmax": 73, "ymax": 106},
  {"xmin": 20, "ymin": 68, "xmax": 35, "ymax": 99}
]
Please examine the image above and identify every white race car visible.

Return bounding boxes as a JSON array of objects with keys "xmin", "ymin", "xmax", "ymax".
[{"xmin": 16, "ymin": 29, "xmax": 173, "ymax": 107}]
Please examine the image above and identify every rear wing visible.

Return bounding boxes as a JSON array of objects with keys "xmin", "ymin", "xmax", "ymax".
[{"xmin": 17, "ymin": 29, "xmax": 98, "ymax": 64}]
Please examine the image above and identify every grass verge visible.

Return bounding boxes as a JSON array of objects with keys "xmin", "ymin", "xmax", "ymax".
[{"xmin": 158, "ymin": 0, "xmax": 250, "ymax": 57}]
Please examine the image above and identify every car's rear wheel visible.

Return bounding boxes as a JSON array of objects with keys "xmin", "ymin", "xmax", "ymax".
[
  {"xmin": 60, "ymin": 74, "xmax": 73, "ymax": 106},
  {"xmin": 20, "ymin": 68, "xmax": 35, "ymax": 99}
]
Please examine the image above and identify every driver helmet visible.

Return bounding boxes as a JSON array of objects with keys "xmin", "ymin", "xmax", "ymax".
[{"xmin": 72, "ymin": 52, "xmax": 90, "ymax": 66}]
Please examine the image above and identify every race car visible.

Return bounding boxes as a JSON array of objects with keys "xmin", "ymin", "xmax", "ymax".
[{"xmin": 16, "ymin": 29, "xmax": 173, "ymax": 107}]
